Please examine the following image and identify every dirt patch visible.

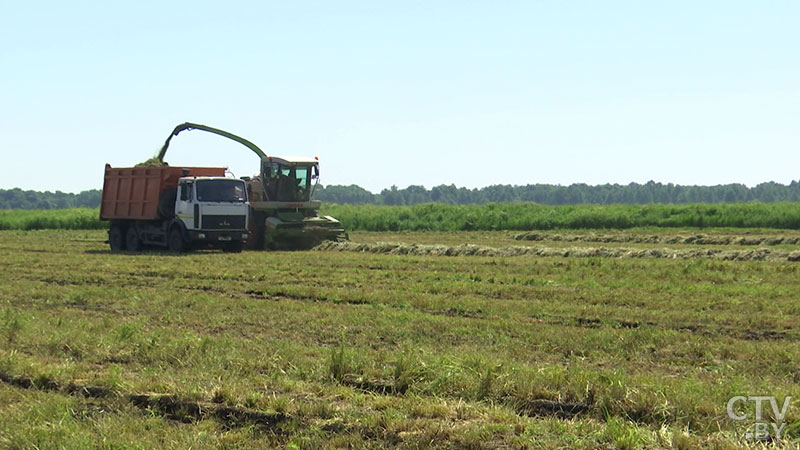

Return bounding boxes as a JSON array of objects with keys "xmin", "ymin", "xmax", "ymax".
[
  {"xmin": 576, "ymin": 318, "xmax": 602, "ymax": 328},
  {"xmin": 740, "ymin": 329, "xmax": 789, "ymax": 341},
  {"xmin": 668, "ymin": 324, "xmax": 790, "ymax": 341},
  {"xmin": 244, "ymin": 289, "xmax": 276, "ymax": 301},
  {"xmin": 436, "ymin": 307, "xmax": 485, "ymax": 319},
  {"xmin": 0, "ymin": 371, "xmax": 60, "ymax": 391},
  {"xmin": 0, "ymin": 370, "xmax": 111, "ymax": 396},
  {"xmin": 0, "ymin": 370, "xmax": 287, "ymax": 431},
  {"xmin": 314, "ymin": 241, "xmax": 798, "ymax": 262},
  {"xmin": 129, "ymin": 394, "xmax": 204, "ymax": 422},
  {"xmin": 245, "ymin": 289, "xmax": 369, "ymax": 306},
  {"xmin": 128, "ymin": 394, "xmax": 287, "ymax": 429},
  {"xmin": 38, "ymin": 276, "xmax": 106, "ymax": 287},
  {"xmin": 214, "ymin": 406, "xmax": 287, "ymax": 430},
  {"xmin": 340, "ymin": 374, "xmax": 407, "ymax": 395},
  {"xmin": 513, "ymin": 394, "xmax": 593, "ymax": 419},
  {"xmin": 521, "ymin": 316, "xmax": 793, "ymax": 342},
  {"xmin": 65, "ymin": 383, "xmax": 114, "ymax": 398}
]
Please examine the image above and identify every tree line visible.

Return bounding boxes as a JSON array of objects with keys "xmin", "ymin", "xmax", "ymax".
[
  {"xmin": 315, "ymin": 181, "xmax": 800, "ymax": 205},
  {"xmin": 0, "ymin": 188, "xmax": 102, "ymax": 209},
  {"xmin": 3, "ymin": 180, "xmax": 800, "ymax": 209}
]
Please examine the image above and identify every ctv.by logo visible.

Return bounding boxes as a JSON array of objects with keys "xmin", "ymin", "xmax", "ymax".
[{"xmin": 727, "ymin": 395, "xmax": 792, "ymax": 441}]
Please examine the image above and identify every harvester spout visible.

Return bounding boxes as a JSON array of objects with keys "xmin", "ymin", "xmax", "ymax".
[{"xmin": 157, "ymin": 122, "xmax": 267, "ymax": 162}]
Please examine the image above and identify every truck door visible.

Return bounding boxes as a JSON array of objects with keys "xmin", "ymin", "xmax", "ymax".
[{"xmin": 176, "ymin": 181, "xmax": 197, "ymax": 230}]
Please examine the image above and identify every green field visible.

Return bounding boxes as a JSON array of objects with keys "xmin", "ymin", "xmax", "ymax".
[
  {"xmin": 3, "ymin": 202, "xmax": 800, "ymax": 232},
  {"xmin": 324, "ymin": 202, "xmax": 800, "ymax": 231},
  {"xmin": 0, "ymin": 209, "xmax": 105, "ymax": 231},
  {"xmin": 1, "ymin": 229, "xmax": 799, "ymax": 448}
]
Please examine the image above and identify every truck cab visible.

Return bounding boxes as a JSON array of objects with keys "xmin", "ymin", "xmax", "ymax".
[{"xmin": 172, "ymin": 177, "xmax": 250, "ymax": 251}]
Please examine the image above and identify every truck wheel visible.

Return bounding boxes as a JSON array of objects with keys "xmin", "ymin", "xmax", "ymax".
[
  {"xmin": 109, "ymin": 225, "xmax": 126, "ymax": 251},
  {"xmin": 222, "ymin": 241, "xmax": 243, "ymax": 253},
  {"xmin": 126, "ymin": 228, "xmax": 141, "ymax": 252},
  {"xmin": 168, "ymin": 228, "xmax": 185, "ymax": 253}
]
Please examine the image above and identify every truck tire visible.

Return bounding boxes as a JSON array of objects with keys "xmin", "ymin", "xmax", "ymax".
[
  {"xmin": 109, "ymin": 225, "xmax": 126, "ymax": 252},
  {"xmin": 126, "ymin": 228, "xmax": 141, "ymax": 252},
  {"xmin": 168, "ymin": 227, "xmax": 185, "ymax": 253}
]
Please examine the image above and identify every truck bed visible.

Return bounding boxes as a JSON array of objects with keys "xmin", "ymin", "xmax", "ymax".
[{"xmin": 100, "ymin": 165, "xmax": 226, "ymax": 221}]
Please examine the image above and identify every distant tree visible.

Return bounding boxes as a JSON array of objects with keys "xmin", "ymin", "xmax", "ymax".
[
  {"xmin": 402, "ymin": 185, "xmax": 431, "ymax": 205},
  {"xmin": 316, "ymin": 184, "xmax": 376, "ymax": 204},
  {"xmin": 431, "ymin": 184, "xmax": 458, "ymax": 204}
]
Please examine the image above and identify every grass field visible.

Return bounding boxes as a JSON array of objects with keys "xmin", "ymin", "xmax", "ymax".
[
  {"xmin": 1, "ymin": 229, "xmax": 799, "ymax": 448},
  {"xmin": 3, "ymin": 202, "xmax": 800, "ymax": 232},
  {"xmin": 324, "ymin": 203, "xmax": 800, "ymax": 231},
  {"xmin": 0, "ymin": 209, "xmax": 105, "ymax": 231}
]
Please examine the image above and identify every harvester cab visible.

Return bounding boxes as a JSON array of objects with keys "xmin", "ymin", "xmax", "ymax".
[
  {"xmin": 260, "ymin": 156, "xmax": 319, "ymax": 203},
  {"xmin": 157, "ymin": 122, "xmax": 347, "ymax": 250},
  {"xmin": 248, "ymin": 155, "xmax": 346, "ymax": 250}
]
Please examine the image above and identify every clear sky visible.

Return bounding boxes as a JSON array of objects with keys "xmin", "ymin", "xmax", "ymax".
[{"xmin": 1, "ymin": 1, "xmax": 798, "ymax": 193}]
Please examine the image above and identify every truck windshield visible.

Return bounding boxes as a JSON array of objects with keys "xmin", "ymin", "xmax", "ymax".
[
  {"xmin": 264, "ymin": 163, "xmax": 312, "ymax": 201},
  {"xmin": 196, "ymin": 180, "xmax": 247, "ymax": 203}
]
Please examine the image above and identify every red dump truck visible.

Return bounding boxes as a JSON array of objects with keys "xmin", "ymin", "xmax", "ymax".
[{"xmin": 100, "ymin": 164, "xmax": 250, "ymax": 252}]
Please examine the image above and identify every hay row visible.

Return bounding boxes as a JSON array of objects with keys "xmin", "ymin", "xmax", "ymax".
[
  {"xmin": 513, "ymin": 232, "xmax": 800, "ymax": 246},
  {"xmin": 314, "ymin": 241, "xmax": 800, "ymax": 262}
]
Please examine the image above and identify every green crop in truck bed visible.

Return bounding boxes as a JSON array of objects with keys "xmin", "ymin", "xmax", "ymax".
[{"xmin": 134, "ymin": 157, "xmax": 168, "ymax": 168}]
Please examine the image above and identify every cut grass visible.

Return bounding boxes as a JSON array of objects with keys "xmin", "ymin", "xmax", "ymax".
[
  {"xmin": 314, "ymin": 240, "xmax": 800, "ymax": 261},
  {"xmin": 0, "ymin": 229, "xmax": 798, "ymax": 448}
]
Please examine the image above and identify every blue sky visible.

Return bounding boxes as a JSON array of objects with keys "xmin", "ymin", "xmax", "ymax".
[{"xmin": 1, "ymin": 1, "xmax": 798, "ymax": 193}]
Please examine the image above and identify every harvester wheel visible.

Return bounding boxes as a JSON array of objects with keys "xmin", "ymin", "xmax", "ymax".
[
  {"xmin": 264, "ymin": 230, "xmax": 277, "ymax": 250},
  {"xmin": 109, "ymin": 225, "xmax": 126, "ymax": 252},
  {"xmin": 126, "ymin": 228, "xmax": 141, "ymax": 252},
  {"xmin": 168, "ymin": 228, "xmax": 185, "ymax": 253}
]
